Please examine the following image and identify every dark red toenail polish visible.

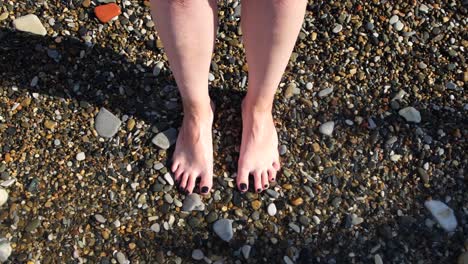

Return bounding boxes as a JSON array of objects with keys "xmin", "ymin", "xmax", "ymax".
[
  {"xmin": 185, "ymin": 189, "xmax": 190, "ymax": 195},
  {"xmin": 201, "ymin": 186, "xmax": 209, "ymax": 193},
  {"xmin": 272, "ymin": 178, "xmax": 276, "ymax": 182},
  {"xmin": 240, "ymin": 183, "xmax": 247, "ymax": 191},
  {"xmin": 178, "ymin": 186, "xmax": 184, "ymax": 192},
  {"xmin": 264, "ymin": 184, "xmax": 269, "ymax": 188},
  {"xmin": 257, "ymin": 188, "xmax": 262, "ymax": 193}
]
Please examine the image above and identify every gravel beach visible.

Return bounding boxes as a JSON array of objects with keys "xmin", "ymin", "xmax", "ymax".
[{"xmin": 0, "ymin": 0, "xmax": 467, "ymax": 263}]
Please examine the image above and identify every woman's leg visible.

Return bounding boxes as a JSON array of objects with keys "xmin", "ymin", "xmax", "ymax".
[
  {"xmin": 237, "ymin": 0, "xmax": 307, "ymax": 192},
  {"xmin": 150, "ymin": 0, "xmax": 218, "ymax": 194}
]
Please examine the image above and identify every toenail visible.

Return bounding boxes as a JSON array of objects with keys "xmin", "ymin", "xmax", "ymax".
[
  {"xmin": 240, "ymin": 183, "xmax": 247, "ymax": 191},
  {"xmin": 257, "ymin": 188, "xmax": 262, "ymax": 193},
  {"xmin": 264, "ymin": 184, "xmax": 269, "ymax": 188},
  {"xmin": 201, "ymin": 186, "xmax": 209, "ymax": 193},
  {"xmin": 178, "ymin": 186, "xmax": 184, "ymax": 192},
  {"xmin": 272, "ymin": 178, "xmax": 276, "ymax": 182}
]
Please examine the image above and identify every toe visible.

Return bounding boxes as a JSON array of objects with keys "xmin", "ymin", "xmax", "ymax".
[
  {"xmin": 174, "ymin": 166, "xmax": 184, "ymax": 183},
  {"xmin": 185, "ymin": 173, "xmax": 198, "ymax": 194},
  {"xmin": 237, "ymin": 168, "xmax": 249, "ymax": 192},
  {"xmin": 179, "ymin": 172, "xmax": 189, "ymax": 192},
  {"xmin": 262, "ymin": 171, "xmax": 269, "ymax": 189},
  {"xmin": 272, "ymin": 160, "xmax": 281, "ymax": 171},
  {"xmin": 199, "ymin": 171, "xmax": 213, "ymax": 195},
  {"xmin": 171, "ymin": 161, "xmax": 180, "ymax": 173},
  {"xmin": 253, "ymin": 171, "xmax": 263, "ymax": 193},
  {"xmin": 268, "ymin": 168, "xmax": 277, "ymax": 182}
]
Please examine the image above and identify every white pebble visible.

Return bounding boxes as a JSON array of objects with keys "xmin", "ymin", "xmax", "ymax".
[
  {"xmin": 164, "ymin": 173, "xmax": 174, "ymax": 186},
  {"xmin": 0, "ymin": 239, "xmax": 12, "ymax": 262},
  {"xmin": 374, "ymin": 254, "xmax": 383, "ymax": 264},
  {"xmin": 150, "ymin": 223, "xmax": 160, "ymax": 233},
  {"xmin": 76, "ymin": 152, "xmax": 86, "ymax": 161},
  {"xmin": 0, "ymin": 189, "xmax": 8, "ymax": 207},
  {"xmin": 94, "ymin": 214, "xmax": 107, "ymax": 223},
  {"xmin": 389, "ymin": 15, "xmax": 399, "ymax": 24},
  {"xmin": 208, "ymin": 73, "xmax": 215, "ymax": 82},
  {"xmin": 267, "ymin": 203, "xmax": 277, "ymax": 216},
  {"xmin": 332, "ymin": 24, "xmax": 343, "ymax": 33},
  {"xmin": 319, "ymin": 121, "xmax": 335, "ymax": 136},
  {"xmin": 424, "ymin": 200, "xmax": 458, "ymax": 232},
  {"xmin": 305, "ymin": 82, "xmax": 313, "ymax": 90}
]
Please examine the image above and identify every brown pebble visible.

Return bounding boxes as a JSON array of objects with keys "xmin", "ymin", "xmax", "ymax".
[
  {"xmin": 251, "ymin": 200, "xmax": 262, "ymax": 210},
  {"xmin": 312, "ymin": 143, "xmax": 321, "ymax": 153},
  {"xmin": 82, "ymin": 0, "xmax": 91, "ymax": 8},
  {"xmin": 129, "ymin": 242, "xmax": 136, "ymax": 250},
  {"xmin": 44, "ymin": 120, "xmax": 57, "ymax": 130},
  {"xmin": 127, "ymin": 118, "xmax": 136, "ymax": 131},
  {"xmin": 291, "ymin": 197, "xmax": 304, "ymax": 206}
]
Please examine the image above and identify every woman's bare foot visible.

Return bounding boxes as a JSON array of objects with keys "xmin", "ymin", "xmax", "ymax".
[
  {"xmin": 171, "ymin": 103, "xmax": 214, "ymax": 195},
  {"xmin": 237, "ymin": 101, "xmax": 281, "ymax": 193}
]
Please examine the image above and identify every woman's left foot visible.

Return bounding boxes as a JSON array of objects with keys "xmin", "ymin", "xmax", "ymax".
[{"xmin": 237, "ymin": 101, "xmax": 281, "ymax": 193}]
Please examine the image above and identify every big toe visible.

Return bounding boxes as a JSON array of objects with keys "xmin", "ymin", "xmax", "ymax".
[
  {"xmin": 237, "ymin": 168, "xmax": 249, "ymax": 192},
  {"xmin": 199, "ymin": 172, "xmax": 213, "ymax": 195}
]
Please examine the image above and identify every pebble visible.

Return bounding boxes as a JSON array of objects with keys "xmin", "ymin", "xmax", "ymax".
[
  {"xmin": 351, "ymin": 214, "xmax": 364, "ymax": 226},
  {"xmin": 291, "ymin": 197, "xmax": 304, "ymax": 206},
  {"xmin": 318, "ymin": 87, "xmax": 333, "ymax": 97},
  {"xmin": 374, "ymin": 254, "xmax": 383, "ymax": 264},
  {"xmin": 0, "ymin": 188, "xmax": 8, "ymax": 207},
  {"xmin": 182, "ymin": 194, "xmax": 205, "ymax": 212},
  {"xmin": 76, "ymin": 152, "xmax": 86, "ymax": 161},
  {"xmin": 458, "ymin": 252, "xmax": 468, "ymax": 264},
  {"xmin": 153, "ymin": 61, "xmax": 164, "ymax": 76},
  {"xmin": 332, "ymin": 24, "xmax": 343, "ymax": 33},
  {"xmin": 312, "ymin": 216, "xmax": 321, "ymax": 225},
  {"xmin": 319, "ymin": 121, "xmax": 335, "ymax": 136},
  {"xmin": 94, "ymin": 3, "xmax": 121, "ymax": 23},
  {"xmin": 82, "ymin": 0, "xmax": 91, "ymax": 7},
  {"xmin": 279, "ymin": 145, "xmax": 287, "ymax": 155},
  {"xmin": 305, "ymin": 82, "xmax": 313, "ymax": 90},
  {"xmin": 213, "ymin": 219, "xmax": 234, "ymax": 242},
  {"xmin": 394, "ymin": 21, "xmax": 404, "ymax": 31},
  {"xmin": 152, "ymin": 128, "xmax": 178, "ymax": 149},
  {"xmin": 0, "ymin": 12, "xmax": 8, "ymax": 21},
  {"xmin": 44, "ymin": 120, "xmax": 57, "ymax": 130},
  {"xmin": 389, "ymin": 15, "xmax": 399, "ymax": 24},
  {"xmin": 150, "ymin": 223, "xmax": 160, "ymax": 233},
  {"xmin": 417, "ymin": 168, "xmax": 430, "ymax": 184},
  {"xmin": 95, "ymin": 107, "xmax": 122, "ymax": 138},
  {"xmin": 115, "ymin": 252, "xmax": 128, "ymax": 264},
  {"xmin": 0, "ymin": 239, "xmax": 11, "ymax": 262},
  {"xmin": 289, "ymin": 222, "xmax": 301, "ymax": 233},
  {"xmin": 94, "ymin": 214, "xmax": 107, "ymax": 223},
  {"xmin": 208, "ymin": 73, "xmax": 215, "ymax": 81},
  {"xmin": 163, "ymin": 172, "xmax": 174, "ymax": 186},
  {"xmin": 267, "ymin": 203, "xmax": 277, "ymax": 216},
  {"xmin": 424, "ymin": 200, "xmax": 458, "ymax": 232},
  {"xmin": 13, "ymin": 14, "xmax": 47, "ymax": 36},
  {"xmin": 266, "ymin": 189, "xmax": 279, "ymax": 199},
  {"xmin": 30, "ymin": 76, "xmax": 39, "ymax": 87},
  {"xmin": 192, "ymin": 249, "xmax": 204, "ymax": 260},
  {"xmin": 241, "ymin": 245, "xmax": 251, "ymax": 259},
  {"xmin": 398, "ymin": 107, "xmax": 421, "ymax": 123},
  {"xmin": 419, "ymin": 4, "xmax": 429, "ymax": 13},
  {"xmin": 284, "ymin": 256, "xmax": 294, "ymax": 264},
  {"xmin": 251, "ymin": 200, "xmax": 262, "ymax": 210}
]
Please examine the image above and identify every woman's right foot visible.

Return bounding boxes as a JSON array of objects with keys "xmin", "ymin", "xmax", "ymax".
[{"xmin": 171, "ymin": 103, "xmax": 214, "ymax": 195}]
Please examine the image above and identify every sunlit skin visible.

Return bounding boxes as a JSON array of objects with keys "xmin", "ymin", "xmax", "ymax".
[{"xmin": 150, "ymin": 0, "xmax": 307, "ymax": 194}]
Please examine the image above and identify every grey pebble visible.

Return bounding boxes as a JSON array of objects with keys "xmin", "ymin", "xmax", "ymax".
[
  {"xmin": 95, "ymin": 107, "xmax": 122, "ymax": 138},
  {"xmin": 152, "ymin": 128, "xmax": 177, "ymax": 149}
]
